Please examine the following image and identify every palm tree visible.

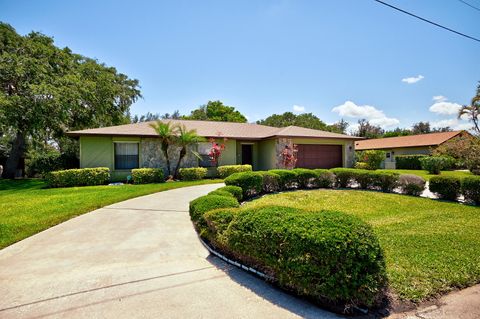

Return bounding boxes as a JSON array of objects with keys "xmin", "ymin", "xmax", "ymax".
[
  {"xmin": 173, "ymin": 124, "xmax": 204, "ymax": 178},
  {"xmin": 459, "ymin": 85, "xmax": 480, "ymax": 135},
  {"xmin": 149, "ymin": 121, "xmax": 176, "ymax": 176}
]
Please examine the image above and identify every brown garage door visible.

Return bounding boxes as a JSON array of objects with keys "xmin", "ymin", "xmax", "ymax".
[{"xmin": 296, "ymin": 144, "xmax": 343, "ymax": 169}]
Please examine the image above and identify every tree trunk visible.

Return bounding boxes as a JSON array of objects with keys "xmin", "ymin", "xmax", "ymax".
[
  {"xmin": 174, "ymin": 147, "xmax": 186, "ymax": 179},
  {"xmin": 161, "ymin": 143, "xmax": 171, "ymax": 177},
  {"xmin": 2, "ymin": 131, "xmax": 26, "ymax": 179}
]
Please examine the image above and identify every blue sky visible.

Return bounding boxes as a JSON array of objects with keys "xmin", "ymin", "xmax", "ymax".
[{"xmin": 2, "ymin": 0, "xmax": 479, "ymax": 132}]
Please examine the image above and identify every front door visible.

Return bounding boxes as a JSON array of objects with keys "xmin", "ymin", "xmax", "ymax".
[{"xmin": 241, "ymin": 144, "xmax": 253, "ymax": 165}]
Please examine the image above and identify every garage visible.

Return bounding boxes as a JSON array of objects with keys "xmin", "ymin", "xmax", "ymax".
[{"xmin": 296, "ymin": 144, "xmax": 343, "ymax": 169}]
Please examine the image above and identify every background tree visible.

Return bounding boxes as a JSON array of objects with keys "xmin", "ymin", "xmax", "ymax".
[
  {"xmin": 355, "ymin": 119, "xmax": 384, "ymax": 138},
  {"xmin": 458, "ymin": 82, "xmax": 480, "ymax": 135},
  {"xmin": 0, "ymin": 23, "xmax": 141, "ymax": 178},
  {"xmin": 383, "ymin": 127, "xmax": 412, "ymax": 138},
  {"xmin": 131, "ymin": 112, "xmax": 161, "ymax": 123},
  {"xmin": 412, "ymin": 122, "xmax": 431, "ymax": 135},
  {"xmin": 183, "ymin": 100, "xmax": 247, "ymax": 123},
  {"xmin": 329, "ymin": 119, "xmax": 349, "ymax": 134},
  {"xmin": 257, "ymin": 112, "xmax": 329, "ymax": 130},
  {"xmin": 161, "ymin": 110, "xmax": 181, "ymax": 120}
]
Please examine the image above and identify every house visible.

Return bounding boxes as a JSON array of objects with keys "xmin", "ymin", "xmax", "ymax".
[
  {"xmin": 355, "ymin": 130, "xmax": 471, "ymax": 169},
  {"xmin": 67, "ymin": 120, "xmax": 361, "ymax": 180}
]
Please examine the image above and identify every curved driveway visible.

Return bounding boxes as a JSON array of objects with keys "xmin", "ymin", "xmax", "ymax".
[{"xmin": 0, "ymin": 183, "xmax": 339, "ymax": 319}]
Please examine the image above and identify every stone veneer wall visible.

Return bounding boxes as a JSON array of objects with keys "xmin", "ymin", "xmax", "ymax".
[
  {"xmin": 141, "ymin": 138, "xmax": 198, "ymax": 176},
  {"xmin": 275, "ymin": 138, "xmax": 293, "ymax": 168}
]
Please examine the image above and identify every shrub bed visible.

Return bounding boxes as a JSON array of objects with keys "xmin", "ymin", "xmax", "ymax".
[
  {"xmin": 395, "ymin": 155, "xmax": 427, "ymax": 170},
  {"xmin": 132, "ymin": 168, "xmax": 164, "ymax": 184},
  {"xmin": 224, "ymin": 171, "xmax": 263, "ymax": 198},
  {"xmin": 420, "ymin": 156, "xmax": 455, "ymax": 174},
  {"xmin": 257, "ymin": 171, "xmax": 281, "ymax": 193},
  {"xmin": 217, "ymin": 164, "xmax": 252, "ymax": 178},
  {"xmin": 269, "ymin": 169, "xmax": 299, "ymax": 190},
  {"xmin": 371, "ymin": 171, "xmax": 400, "ymax": 192},
  {"xmin": 462, "ymin": 176, "xmax": 480, "ymax": 205},
  {"xmin": 330, "ymin": 168, "xmax": 357, "ymax": 188},
  {"xmin": 293, "ymin": 168, "xmax": 318, "ymax": 188},
  {"xmin": 46, "ymin": 167, "xmax": 110, "ymax": 188},
  {"xmin": 398, "ymin": 174, "xmax": 426, "ymax": 196},
  {"xmin": 213, "ymin": 185, "xmax": 243, "ymax": 201},
  {"xmin": 189, "ymin": 194, "xmax": 239, "ymax": 226},
  {"xmin": 314, "ymin": 169, "xmax": 336, "ymax": 188},
  {"xmin": 179, "ymin": 167, "xmax": 207, "ymax": 180},
  {"xmin": 429, "ymin": 176, "xmax": 461, "ymax": 201}
]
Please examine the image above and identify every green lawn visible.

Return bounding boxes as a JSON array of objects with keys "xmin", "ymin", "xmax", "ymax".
[
  {"xmin": 378, "ymin": 169, "xmax": 473, "ymax": 180},
  {"xmin": 243, "ymin": 190, "xmax": 480, "ymax": 302},
  {"xmin": 0, "ymin": 178, "xmax": 222, "ymax": 249}
]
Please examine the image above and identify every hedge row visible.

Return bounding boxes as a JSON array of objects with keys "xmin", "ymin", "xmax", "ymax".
[
  {"xmin": 395, "ymin": 155, "xmax": 427, "ymax": 170},
  {"xmin": 429, "ymin": 175, "xmax": 480, "ymax": 204},
  {"xmin": 46, "ymin": 167, "xmax": 110, "ymax": 188},
  {"xmin": 217, "ymin": 164, "xmax": 252, "ymax": 178},
  {"xmin": 179, "ymin": 167, "xmax": 207, "ymax": 180},
  {"xmin": 131, "ymin": 168, "xmax": 164, "ymax": 184}
]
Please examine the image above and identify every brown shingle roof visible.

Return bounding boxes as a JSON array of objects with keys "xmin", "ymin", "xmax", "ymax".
[
  {"xmin": 67, "ymin": 120, "xmax": 359, "ymax": 140},
  {"xmin": 355, "ymin": 131, "xmax": 464, "ymax": 150}
]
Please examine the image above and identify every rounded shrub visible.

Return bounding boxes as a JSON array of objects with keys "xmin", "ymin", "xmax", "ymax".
[
  {"xmin": 179, "ymin": 167, "xmax": 207, "ymax": 180},
  {"xmin": 257, "ymin": 171, "xmax": 281, "ymax": 193},
  {"xmin": 224, "ymin": 206, "xmax": 387, "ymax": 309},
  {"xmin": 314, "ymin": 169, "xmax": 336, "ymax": 188},
  {"xmin": 398, "ymin": 174, "xmax": 426, "ymax": 196},
  {"xmin": 189, "ymin": 195, "xmax": 239, "ymax": 225},
  {"xmin": 269, "ymin": 169, "xmax": 298, "ymax": 190},
  {"xmin": 330, "ymin": 168, "xmax": 357, "ymax": 188},
  {"xmin": 217, "ymin": 164, "xmax": 252, "ymax": 178},
  {"xmin": 132, "ymin": 168, "xmax": 164, "ymax": 184},
  {"xmin": 429, "ymin": 176, "xmax": 461, "ymax": 201},
  {"xmin": 420, "ymin": 156, "xmax": 455, "ymax": 175},
  {"xmin": 356, "ymin": 150, "xmax": 386, "ymax": 170},
  {"xmin": 352, "ymin": 170, "xmax": 375, "ymax": 189},
  {"xmin": 203, "ymin": 208, "xmax": 239, "ymax": 242},
  {"xmin": 462, "ymin": 176, "xmax": 480, "ymax": 205},
  {"xmin": 354, "ymin": 162, "xmax": 369, "ymax": 170},
  {"xmin": 370, "ymin": 171, "xmax": 400, "ymax": 192},
  {"xmin": 208, "ymin": 189, "xmax": 236, "ymax": 198},
  {"xmin": 293, "ymin": 168, "xmax": 318, "ymax": 189},
  {"xmin": 395, "ymin": 155, "xmax": 427, "ymax": 170},
  {"xmin": 46, "ymin": 167, "xmax": 110, "ymax": 188},
  {"xmin": 224, "ymin": 171, "xmax": 263, "ymax": 198},
  {"xmin": 214, "ymin": 185, "xmax": 243, "ymax": 201}
]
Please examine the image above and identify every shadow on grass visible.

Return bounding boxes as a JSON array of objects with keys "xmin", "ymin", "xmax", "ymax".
[{"xmin": 0, "ymin": 178, "xmax": 46, "ymax": 191}]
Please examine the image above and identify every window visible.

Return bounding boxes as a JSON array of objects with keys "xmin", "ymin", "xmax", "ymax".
[
  {"xmin": 114, "ymin": 142, "xmax": 139, "ymax": 170},
  {"xmin": 198, "ymin": 142, "xmax": 215, "ymax": 167}
]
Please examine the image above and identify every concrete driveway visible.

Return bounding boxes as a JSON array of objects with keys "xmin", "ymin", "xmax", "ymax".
[{"xmin": 0, "ymin": 183, "xmax": 339, "ymax": 319}]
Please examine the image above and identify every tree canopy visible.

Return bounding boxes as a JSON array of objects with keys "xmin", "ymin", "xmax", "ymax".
[
  {"xmin": 183, "ymin": 100, "xmax": 247, "ymax": 123},
  {"xmin": 0, "ymin": 23, "xmax": 141, "ymax": 178},
  {"xmin": 459, "ymin": 82, "xmax": 480, "ymax": 135},
  {"xmin": 257, "ymin": 112, "xmax": 328, "ymax": 130}
]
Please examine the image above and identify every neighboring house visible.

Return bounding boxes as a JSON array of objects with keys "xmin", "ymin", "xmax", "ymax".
[
  {"xmin": 67, "ymin": 120, "xmax": 361, "ymax": 180},
  {"xmin": 355, "ymin": 130, "xmax": 470, "ymax": 169}
]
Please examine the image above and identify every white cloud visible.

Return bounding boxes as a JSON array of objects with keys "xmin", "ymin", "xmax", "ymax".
[
  {"xmin": 331, "ymin": 100, "xmax": 400, "ymax": 128},
  {"xmin": 293, "ymin": 105, "xmax": 305, "ymax": 113},
  {"xmin": 431, "ymin": 118, "xmax": 472, "ymax": 131},
  {"xmin": 429, "ymin": 96, "xmax": 462, "ymax": 115},
  {"xmin": 401, "ymin": 75, "xmax": 424, "ymax": 84}
]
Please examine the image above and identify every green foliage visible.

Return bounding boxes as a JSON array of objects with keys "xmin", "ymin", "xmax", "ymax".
[
  {"xmin": 398, "ymin": 174, "xmax": 426, "ymax": 196},
  {"xmin": 217, "ymin": 164, "xmax": 252, "ymax": 179},
  {"xmin": 420, "ymin": 156, "xmax": 455, "ymax": 174},
  {"xmin": 314, "ymin": 169, "xmax": 336, "ymax": 188},
  {"xmin": 293, "ymin": 168, "xmax": 318, "ymax": 189},
  {"xmin": 131, "ymin": 168, "xmax": 164, "ymax": 184},
  {"xmin": 178, "ymin": 167, "xmax": 207, "ymax": 180},
  {"xmin": 203, "ymin": 208, "xmax": 239, "ymax": 241},
  {"xmin": 462, "ymin": 176, "xmax": 480, "ymax": 205},
  {"xmin": 46, "ymin": 167, "xmax": 110, "ymax": 188},
  {"xmin": 354, "ymin": 162, "xmax": 369, "ymax": 170},
  {"xmin": 356, "ymin": 150, "xmax": 386, "ymax": 170},
  {"xmin": 189, "ymin": 195, "xmax": 239, "ymax": 225},
  {"xmin": 222, "ymin": 206, "xmax": 387, "ymax": 308},
  {"xmin": 214, "ymin": 185, "xmax": 243, "ymax": 201},
  {"xmin": 370, "ymin": 171, "xmax": 400, "ymax": 192},
  {"xmin": 257, "ymin": 171, "xmax": 281, "ymax": 193},
  {"xmin": 330, "ymin": 168, "xmax": 357, "ymax": 188},
  {"xmin": 208, "ymin": 189, "xmax": 235, "ymax": 198},
  {"xmin": 149, "ymin": 121, "xmax": 177, "ymax": 176},
  {"xmin": 224, "ymin": 171, "xmax": 263, "ymax": 198},
  {"xmin": 172, "ymin": 124, "xmax": 205, "ymax": 178},
  {"xmin": 395, "ymin": 155, "xmax": 428, "ymax": 170},
  {"xmin": 25, "ymin": 149, "xmax": 77, "ymax": 177},
  {"xmin": 183, "ymin": 100, "xmax": 247, "ymax": 123},
  {"xmin": 352, "ymin": 170, "xmax": 375, "ymax": 189},
  {"xmin": 429, "ymin": 176, "xmax": 461, "ymax": 201},
  {"xmin": 257, "ymin": 112, "xmax": 329, "ymax": 130},
  {"xmin": 269, "ymin": 169, "xmax": 298, "ymax": 190}
]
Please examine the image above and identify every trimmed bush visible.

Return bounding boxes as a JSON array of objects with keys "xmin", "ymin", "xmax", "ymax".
[
  {"xmin": 293, "ymin": 168, "xmax": 318, "ymax": 189},
  {"xmin": 224, "ymin": 171, "xmax": 263, "ymax": 198},
  {"xmin": 214, "ymin": 185, "xmax": 243, "ymax": 201},
  {"xmin": 398, "ymin": 174, "xmax": 426, "ymax": 196},
  {"xmin": 356, "ymin": 150, "xmax": 386, "ymax": 170},
  {"xmin": 46, "ymin": 167, "xmax": 110, "ymax": 188},
  {"xmin": 429, "ymin": 176, "xmax": 461, "ymax": 201},
  {"xmin": 223, "ymin": 206, "xmax": 386, "ymax": 308},
  {"xmin": 354, "ymin": 162, "xmax": 369, "ymax": 170},
  {"xmin": 370, "ymin": 171, "xmax": 399, "ymax": 192},
  {"xmin": 131, "ymin": 168, "xmax": 164, "ymax": 184},
  {"xmin": 189, "ymin": 195, "xmax": 239, "ymax": 225},
  {"xmin": 179, "ymin": 167, "xmax": 207, "ymax": 180},
  {"xmin": 217, "ymin": 164, "xmax": 252, "ymax": 178},
  {"xmin": 257, "ymin": 171, "xmax": 281, "ymax": 193},
  {"xmin": 330, "ymin": 168, "xmax": 357, "ymax": 188},
  {"xmin": 420, "ymin": 156, "xmax": 455, "ymax": 174},
  {"xmin": 269, "ymin": 169, "xmax": 298, "ymax": 190},
  {"xmin": 203, "ymin": 208, "xmax": 239, "ymax": 242},
  {"xmin": 208, "ymin": 189, "xmax": 236, "ymax": 198},
  {"xmin": 462, "ymin": 176, "xmax": 480, "ymax": 205},
  {"xmin": 314, "ymin": 169, "xmax": 336, "ymax": 188},
  {"xmin": 395, "ymin": 155, "xmax": 427, "ymax": 170},
  {"xmin": 353, "ymin": 170, "xmax": 375, "ymax": 189}
]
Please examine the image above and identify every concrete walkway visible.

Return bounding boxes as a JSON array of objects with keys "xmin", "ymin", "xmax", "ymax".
[{"xmin": 0, "ymin": 183, "xmax": 339, "ymax": 319}]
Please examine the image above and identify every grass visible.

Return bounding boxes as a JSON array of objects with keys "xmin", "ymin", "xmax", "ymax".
[
  {"xmin": 0, "ymin": 178, "xmax": 222, "ymax": 249},
  {"xmin": 378, "ymin": 169, "xmax": 473, "ymax": 180},
  {"xmin": 243, "ymin": 189, "xmax": 480, "ymax": 303}
]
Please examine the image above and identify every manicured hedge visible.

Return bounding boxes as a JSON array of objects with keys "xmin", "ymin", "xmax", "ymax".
[
  {"xmin": 371, "ymin": 171, "xmax": 400, "ymax": 192},
  {"xmin": 208, "ymin": 189, "xmax": 236, "ymax": 198},
  {"xmin": 429, "ymin": 176, "xmax": 461, "ymax": 201},
  {"xmin": 462, "ymin": 176, "xmax": 480, "ymax": 205},
  {"xmin": 330, "ymin": 168, "xmax": 357, "ymax": 188},
  {"xmin": 257, "ymin": 171, "xmax": 281, "ymax": 193},
  {"xmin": 395, "ymin": 155, "xmax": 427, "ymax": 170},
  {"xmin": 131, "ymin": 168, "xmax": 164, "ymax": 184},
  {"xmin": 314, "ymin": 169, "xmax": 336, "ymax": 188},
  {"xmin": 179, "ymin": 167, "xmax": 207, "ymax": 180},
  {"xmin": 205, "ymin": 205, "xmax": 386, "ymax": 309},
  {"xmin": 189, "ymin": 195, "xmax": 239, "ymax": 225},
  {"xmin": 420, "ymin": 156, "xmax": 455, "ymax": 174},
  {"xmin": 46, "ymin": 167, "xmax": 110, "ymax": 188},
  {"xmin": 217, "ymin": 164, "xmax": 252, "ymax": 178},
  {"xmin": 293, "ymin": 168, "xmax": 318, "ymax": 189},
  {"xmin": 269, "ymin": 169, "xmax": 298, "ymax": 190},
  {"xmin": 224, "ymin": 171, "xmax": 263, "ymax": 198},
  {"xmin": 213, "ymin": 185, "xmax": 243, "ymax": 201},
  {"xmin": 398, "ymin": 174, "xmax": 426, "ymax": 196}
]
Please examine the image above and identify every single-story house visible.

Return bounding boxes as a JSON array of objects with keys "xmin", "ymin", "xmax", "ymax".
[
  {"xmin": 355, "ymin": 130, "xmax": 470, "ymax": 169},
  {"xmin": 67, "ymin": 120, "xmax": 361, "ymax": 180}
]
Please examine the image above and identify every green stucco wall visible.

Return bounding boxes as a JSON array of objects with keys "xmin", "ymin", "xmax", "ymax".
[{"xmin": 258, "ymin": 139, "xmax": 276, "ymax": 170}]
